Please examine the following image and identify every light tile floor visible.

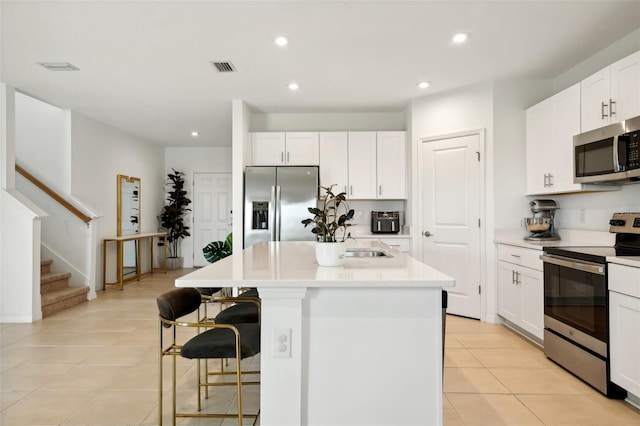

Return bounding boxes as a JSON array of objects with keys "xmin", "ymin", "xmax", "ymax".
[{"xmin": 1, "ymin": 269, "xmax": 639, "ymax": 425}]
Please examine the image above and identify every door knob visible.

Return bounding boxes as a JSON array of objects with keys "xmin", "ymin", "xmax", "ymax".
[{"xmin": 422, "ymin": 231, "xmax": 434, "ymax": 237}]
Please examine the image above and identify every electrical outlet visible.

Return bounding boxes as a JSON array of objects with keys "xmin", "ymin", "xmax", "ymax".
[{"xmin": 272, "ymin": 328, "xmax": 291, "ymax": 358}]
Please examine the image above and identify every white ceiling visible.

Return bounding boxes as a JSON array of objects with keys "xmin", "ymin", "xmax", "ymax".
[{"xmin": 2, "ymin": 1, "xmax": 639, "ymax": 147}]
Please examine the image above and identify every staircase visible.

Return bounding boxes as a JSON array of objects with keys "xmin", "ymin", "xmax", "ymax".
[{"xmin": 40, "ymin": 259, "xmax": 89, "ymax": 317}]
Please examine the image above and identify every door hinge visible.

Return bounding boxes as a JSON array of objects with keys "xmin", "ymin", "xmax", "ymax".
[
  {"xmin": 478, "ymin": 285, "xmax": 481, "ymax": 295},
  {"xmin": 476, "ymin": 151, "xmax": 480, "ymax": 161}
]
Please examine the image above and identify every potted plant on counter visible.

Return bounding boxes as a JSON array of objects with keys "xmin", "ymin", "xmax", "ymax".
[
  {"xmin": 159, "ymin": 169, "xmax": 191, "ymax": 270},
  {"xmin": 302, "ymin": 184, "xmax": 354, "ymax": 266}
]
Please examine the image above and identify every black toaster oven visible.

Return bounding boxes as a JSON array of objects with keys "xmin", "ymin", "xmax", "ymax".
[{"xmin": 371, "ymin": 211, "xmax": 400, "ymax": 234}]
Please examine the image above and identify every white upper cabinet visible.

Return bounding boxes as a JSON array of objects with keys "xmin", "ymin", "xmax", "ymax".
[
  {"xmin": 526, "ymin": 83, "xmax": 582, "ymax": 195},
  {"xmin": 251, "ymin": 132, "xmax": 286, "ymax": 165},
  {"xmin": 284, "ymin": 132, "xmax": 320, "ymax": 165},
  {"xmin": 251, "ymin": 132, "xmax": 319, "ymax": 166},
  {"xmin": 319, "ymin": 132, "xmax": 348, "ymax": 194},
  {"xmin": 347, "ymin": 131, "xmax": 377, "ymax": 199},
  {"xmin": 376, "ymin": 131, "xmax": 407, "ymax": 199},
  {"xmin": 581, "ymin": 51, "xmax": 640, "ymax": 132}
]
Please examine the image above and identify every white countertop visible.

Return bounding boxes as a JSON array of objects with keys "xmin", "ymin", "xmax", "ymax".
[
  {"xmin": 494, "ymin": 228, "xmax": 616, "ymax": 250},
  {"xmin": 607, "ymin": 256, "xmax": 640, "ymax": 268},
  {"xmin": 495, "ymin": 229, "xmax": 640, "ymax": 266},
  {"xmin": 176, "ymin": 241, "xmax": 453, "ymax": 288}
]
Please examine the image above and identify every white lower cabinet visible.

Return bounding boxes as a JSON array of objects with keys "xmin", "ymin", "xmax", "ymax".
[
  {"xmin": 609, "ymin": 263, "xmax": 640, "ymax": 398},
  {"xmin": 497, "ymin": 244, "xmax": 544, "ymax": 341}
]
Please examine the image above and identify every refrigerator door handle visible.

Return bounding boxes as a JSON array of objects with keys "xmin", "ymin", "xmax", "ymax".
[
  {"xmin": 275, "ymin": 185, "xmax": 282, "ymax": 241},
  {"xmin": 270, "ymin": 186, "xmax": 276, "ymax": 241}
]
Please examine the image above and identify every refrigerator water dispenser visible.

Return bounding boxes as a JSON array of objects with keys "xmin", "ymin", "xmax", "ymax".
[{"xmin": 252, "ymin": 202, "xmax": 269, "ymax": 229}]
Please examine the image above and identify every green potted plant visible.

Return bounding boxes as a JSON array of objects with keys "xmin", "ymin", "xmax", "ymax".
[
  {"xmin": 159, "ymin": 169, "xmax": 191, "ymax": 270},
  {"xmin": 302, "ymin": 184, "xmax": 354, "ymax": 266},
  {"xmin": 202, "ymin": 233, "xmax": 233, "ymax": 263}
]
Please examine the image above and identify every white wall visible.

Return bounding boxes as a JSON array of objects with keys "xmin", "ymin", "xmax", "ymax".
[
  {"xmin": 71, "ymin": 111, "xmax": 164, "ymax": 289},
  {"xmin": 233, "ymin": 100, "xmax": 252, "ymax": 251},
  {"xmin": 493, "ymin": 79, "xmax": 553, "ymax": 229},
  {"xmin": 553, "ymin": 28, "xmax": 640, "ymax": 93},
  {"xmin": 163, "ymin": 146, "xmax": 232, "ymax": 267},
  {"xmin": 251, "ymin": 112, "xmax": 405, "ymax": 132},
  {"xmin": 1, "ymin": 84, "xmax": 43, "ymax": 322},
  {"xmin": 409, "ymin": 81, "xmax": 495, "ymax": 322},
  {"xmin": 14, "ymin": 92, "xmax": 71, "ymax": 194}
]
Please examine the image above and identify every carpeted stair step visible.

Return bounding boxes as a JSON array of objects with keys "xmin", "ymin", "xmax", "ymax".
[
  {"xmin": 41, "ymin": 286, "xmax": 89, "ymax": 318},
  {"xmin": 41, "ymin": 259, "xmax": 53, "ymax": 275},
  {"xmin": 41, "ymin": 272, "xmax": 73, "ymax": 294}
]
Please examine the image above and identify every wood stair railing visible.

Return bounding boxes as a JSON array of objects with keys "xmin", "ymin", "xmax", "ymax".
[{"xmin": 15, "ymin": 164, "xmax": 92, "ymax": 223}]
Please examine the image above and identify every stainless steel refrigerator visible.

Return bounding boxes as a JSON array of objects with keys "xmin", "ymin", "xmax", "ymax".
[{"xmin": 244, "ymin": 166, "xmax": 319, "ymax": 248}]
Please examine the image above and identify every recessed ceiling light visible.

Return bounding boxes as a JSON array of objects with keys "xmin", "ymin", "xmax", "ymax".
[
  {"xmin": 191, "ymin": 131, "xmax": 199, "ymax": 137},
  {"xmin": 418, "ymin": 81, "xmax": 430, "ymax": 89},
  {"xmin": 452, "ymin": 32, "xmax": 470, "ymax": 44},
  {"xmin": 274, "ymin": 36, "xmax": 289, "ymax": 47},
  {"xmin": 37, "ymin": 62, "xmax": 80, "ymax": 71},
  {"xmin": 288, "ymin": 82, "xmax": 299, "ymax": 91}
]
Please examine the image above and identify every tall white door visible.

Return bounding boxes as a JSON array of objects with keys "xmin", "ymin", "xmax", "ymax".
[
  {"xmin": 419, "ymin": 133, "xmax": 481, "ymax": 319},
  {"xmin": 193, "ymin": 173, "xmax": 232, "ymax": 267}
]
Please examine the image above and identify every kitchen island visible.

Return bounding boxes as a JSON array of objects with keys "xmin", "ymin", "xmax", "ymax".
[{"xmin": 176, "ymin": 241, "xmax": 454, "ymax": 426}]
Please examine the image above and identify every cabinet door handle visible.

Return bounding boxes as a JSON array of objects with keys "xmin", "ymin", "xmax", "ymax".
[
  {"xmin": 609, "ymin": 99, "xmax": 616, "ymax": 116},
  {"xmin": 601, "ymin": 101, "xmax": 609, "ymax": 119},
  {"xmin": 379, "ymin": 185, "xmax": 382, "ymax": 196},
  {"xmin": 548, "ymin": 173, "xmax": 554, "ymax": 187},
  {"xmin": 517, "ymin": 271, "xmax": 522, "ymax": 285},
  {"xmin": 287, "ymin": 151, "xmax": 290, "ymax": 163},
  {"xmin": 512, "ymin": 270, "xmax": 516, "ymax": 284},
  {"xmin": 350, "ymin": 185, "xmax": 353, "ymax": 195},
  {"xmin": 543, "ymin": 173, "xmax": 548, "ymax": 187},
  {"xmin": 281, "ymin": 152, "xmax": 284, "ymax": 163}
]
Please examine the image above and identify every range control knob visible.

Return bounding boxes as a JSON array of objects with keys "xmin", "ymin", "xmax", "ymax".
[{"xmin": 609, "ymin": 219, "xmax": 626, "ymax": 227}]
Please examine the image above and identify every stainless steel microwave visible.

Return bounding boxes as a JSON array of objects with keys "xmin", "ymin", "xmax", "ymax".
[{"xmin": 574, "ymin": 115, "xmax": 640, "ymax": 184}]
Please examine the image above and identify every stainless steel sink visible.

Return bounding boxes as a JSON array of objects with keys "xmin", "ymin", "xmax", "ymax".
[{"xmin": 343, "ymin": 248, "xmax": 392, "ymax": 258}]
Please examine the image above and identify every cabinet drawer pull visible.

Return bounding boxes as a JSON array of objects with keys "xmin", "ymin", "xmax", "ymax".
[
  {"xmin": 511, "ymin": 254, "xmax": 521, "ymax": 258},
  {"xmin": 601, "ymin": 101, "xmax": 609, "ymax": 119}
]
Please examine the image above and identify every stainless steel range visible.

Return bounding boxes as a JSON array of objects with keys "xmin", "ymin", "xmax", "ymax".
[{"xmin": 541, "ymin": 212, "xmax": 640, "ymax": 398}]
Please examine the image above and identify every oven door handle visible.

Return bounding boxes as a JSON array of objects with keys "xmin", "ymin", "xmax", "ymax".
[{"xmin": 540, "ymin": 254, "xmax": 605, "ymax": 275}]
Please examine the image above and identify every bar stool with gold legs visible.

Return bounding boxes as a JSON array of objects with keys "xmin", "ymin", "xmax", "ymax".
[
  {"xmin": 157, "ymin": 287, "xmax": 260, "ymax": 426},
  {"xmin": 197, "ymin": 287, "xmax": 261, "ymax": 399}
]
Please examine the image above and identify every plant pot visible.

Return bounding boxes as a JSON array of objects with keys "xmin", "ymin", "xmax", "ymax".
[
  {"xmin": 315, "ymin": 242, "xmax": 346, "ymax": 267},
  {"xmin": 166, "ymin": 257, "xmax": 184, "ymax": 271}
]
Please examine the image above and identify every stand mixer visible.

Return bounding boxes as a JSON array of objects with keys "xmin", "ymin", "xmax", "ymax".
[{"xmin": 524, "ymin": 199, "xmax": 559, "ymax": 241}]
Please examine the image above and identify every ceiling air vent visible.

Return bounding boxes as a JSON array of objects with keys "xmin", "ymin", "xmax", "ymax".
[
  {"xmin": 210, "ymin": 61, "xmax": 236, "ymax": 72},
  {"xmin": 38, "ymin": 62, "xmax": 80, "ymax": 71}
]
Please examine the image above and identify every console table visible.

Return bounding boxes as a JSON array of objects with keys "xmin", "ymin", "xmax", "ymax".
[{"xmin": 103, "ymin": 232, "xmax": 167, "ymax": 290}]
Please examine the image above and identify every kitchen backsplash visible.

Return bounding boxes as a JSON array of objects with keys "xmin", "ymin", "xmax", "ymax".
[
  {"xmin": 346, "ymin": 200, "xmax": 406, "ymax": 226},
  {"xmin": 549, "ymin": 184, "xmax": 640, "ymax": 231}
]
